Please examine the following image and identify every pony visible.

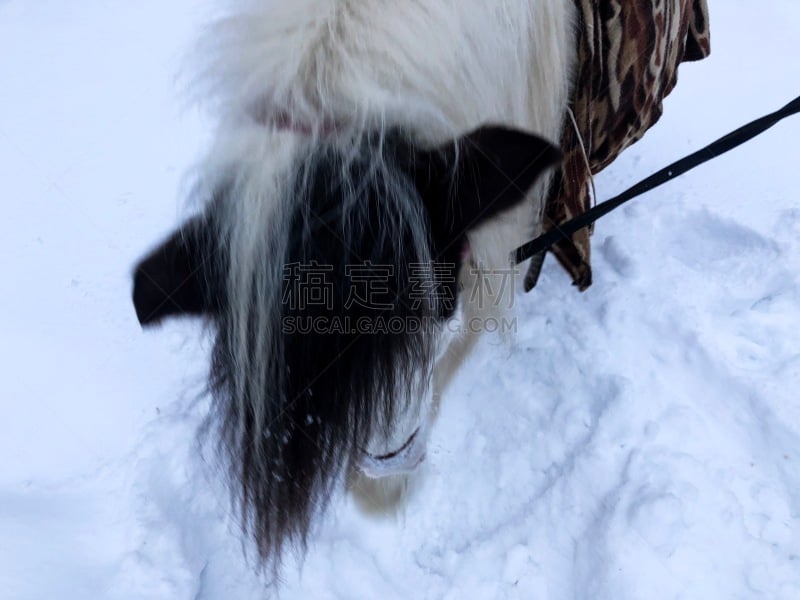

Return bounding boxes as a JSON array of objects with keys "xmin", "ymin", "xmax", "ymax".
[{"xmin": 132, "ymin": 0, "xmax": 575, "ymax": 569}]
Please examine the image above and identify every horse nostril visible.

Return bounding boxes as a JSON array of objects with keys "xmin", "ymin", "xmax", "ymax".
[{"xmin": 364, "ymin": 427, "xmax": 420, "ymax": 461}]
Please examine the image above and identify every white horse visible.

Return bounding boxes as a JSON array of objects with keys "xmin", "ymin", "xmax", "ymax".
[{"xmin": 133, "ymin": 0, "xmax": 575, "ymax": 568}]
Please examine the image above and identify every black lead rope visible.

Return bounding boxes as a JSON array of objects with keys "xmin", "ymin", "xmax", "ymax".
[{"xmin": 513, "ymin": 94, "xmax": 800, "ymax": 267}]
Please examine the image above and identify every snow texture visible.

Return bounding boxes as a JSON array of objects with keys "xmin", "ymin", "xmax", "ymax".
[{"xmin": 1, "ymin": 1, "xmax": 799, "ymax": 598}]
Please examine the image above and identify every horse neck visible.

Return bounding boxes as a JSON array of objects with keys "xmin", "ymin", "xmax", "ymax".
[{"xmin": 197, "ymin": 0, "xmax": 576, "ymax": 145}]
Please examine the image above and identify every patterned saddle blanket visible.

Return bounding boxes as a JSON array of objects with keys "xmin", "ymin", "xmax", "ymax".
[{"xmin": 537, "ymin": 0, "xmax": 711, "ymax": 291}]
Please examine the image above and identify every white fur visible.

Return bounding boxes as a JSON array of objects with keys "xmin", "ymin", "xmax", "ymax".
[{"xmin": 192, "ymin": 0, "xmax": 577, "ymax": 472}]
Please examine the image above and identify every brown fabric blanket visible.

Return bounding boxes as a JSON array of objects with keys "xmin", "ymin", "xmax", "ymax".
[{"xmin": 535, "ymin": 0, "xmax": 711, "ymax": 291}]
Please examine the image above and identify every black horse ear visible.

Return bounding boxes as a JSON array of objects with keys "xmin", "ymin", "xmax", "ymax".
[
  {"xmin": 132, "ymin": 216, "xmax": 220, "ymax": 326},
  {"xmin": 414, "ymin": 125, "xmax": 561, "ymax": 241}
]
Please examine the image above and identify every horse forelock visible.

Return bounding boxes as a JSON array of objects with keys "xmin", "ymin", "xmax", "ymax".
[{"xmin": 205, "ymin": 132, "xmax": 442, "ymax": 568}]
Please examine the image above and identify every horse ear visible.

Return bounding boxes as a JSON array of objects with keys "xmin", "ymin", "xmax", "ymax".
[
  {"xmin": 132, "ymin": 216, "xmax": 220, "ymax": 326},
  {"xmin": 415, "ymin": 125, "xmax": 561, "ymax": 241}
]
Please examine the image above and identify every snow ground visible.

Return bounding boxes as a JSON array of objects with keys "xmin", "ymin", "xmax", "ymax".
[{"xmin": 1, "ymin": 1, "xmax": 798, "ymax": 598}]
